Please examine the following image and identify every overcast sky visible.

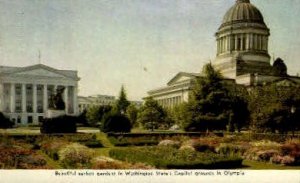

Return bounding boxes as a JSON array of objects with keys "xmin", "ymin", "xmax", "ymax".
[{"xmin": 0, "ymin": 0, "xmax": 299, "ymax": 100}]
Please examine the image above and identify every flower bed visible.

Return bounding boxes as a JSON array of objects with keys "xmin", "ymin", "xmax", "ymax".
[
  {"xmin": 108, "ymin": 136, "xmax": 159, "ymax": 146},
  {"xmin": 109, "ymin": 146, "xmax": 243, "ymax": 169},
  {"xmin": 0, "ymin": 141, "xmax": 50, "ymax": 169},
  {"xmin": 58, "ymin": 143, "xmax": 95, "ymax": 169}
]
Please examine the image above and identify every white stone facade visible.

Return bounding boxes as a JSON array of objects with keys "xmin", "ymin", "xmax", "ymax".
[
  {"xmin": 0, "ymin": 64, "xmax": 79, "ymax": 125},
  {"xmin": 78, "ymin": 95, "xmax": 115, "ymax": 113}
]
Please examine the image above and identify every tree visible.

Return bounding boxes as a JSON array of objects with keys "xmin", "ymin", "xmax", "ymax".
[
  {"xmin": 184, "ymin": 63, "xmax": 249, "ymax": 132},
  {"xmin": 101, "ymin": 112, "xmax": 131, "ymax": 133},
  {"xmin": 126, "ymin": 103, "xmax": 139, "ymax": 127},
  {"xmin": 86, "ymin": 105, "xmax": 112, "ymax": 127},
  {"xmin": 137, "ymin": 97, "xmax": 167, "ymax": 131},
  {"xmin": 169, "ymin": 102, "xmax": 192, "ymax": 130},
  {"xmin": 116, "ymin": 85, "xmax": 130, "ymax": 114},
  {"xmin": 249, "ymin": 84, "xmax": 300, "ymax": 133}
]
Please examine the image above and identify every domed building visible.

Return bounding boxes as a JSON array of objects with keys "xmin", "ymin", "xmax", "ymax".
[
  {"xmin": 147, "ymin": 0, "xmax": 300, "ymax": 108},
  {"xmin": 214, "ymin": 0, "xmax": 271, "ymax": 78}
]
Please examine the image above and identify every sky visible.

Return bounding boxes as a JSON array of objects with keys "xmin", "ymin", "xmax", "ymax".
[{"xmin": 0, "ymin": 0, "xmax": 299, "ymax": 100}]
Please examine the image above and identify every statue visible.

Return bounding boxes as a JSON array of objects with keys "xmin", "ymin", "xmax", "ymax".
[{"xmin": 48, "ymin": 87, "xmax": 66, "ymax": 110}]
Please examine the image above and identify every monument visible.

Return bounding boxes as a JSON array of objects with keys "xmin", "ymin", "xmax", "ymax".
[
  {"xmin": 46, "ymin": 87, "xmax": 66, "ymax": 118},
  {"xmin": 41, "ymin": 87, "xmax": 77, "ymax": 133}
]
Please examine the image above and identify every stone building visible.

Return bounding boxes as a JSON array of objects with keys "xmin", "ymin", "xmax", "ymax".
[
  {"xmin": 147, "ymin": 0, "xmax": 300, "ymax": 108},
  {"xmin": 78, "ymin": 95, "xmax": 143, "ymax": 113},
  {"xmin": 0, "ymin": 64, "xmax": 79, "ymax": 125},
  {"xmin": 78, "ymin": 95, "xmax": 116, "ymax": 113}
]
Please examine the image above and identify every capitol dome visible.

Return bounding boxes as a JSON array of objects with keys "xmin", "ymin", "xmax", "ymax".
[
  {"xmin": 214, "ymin": 0, "xmax": 272, "ymax": 79},
  {"xmin": 221, "ymin": 0, "xmax": 265, "ymax": 27}
]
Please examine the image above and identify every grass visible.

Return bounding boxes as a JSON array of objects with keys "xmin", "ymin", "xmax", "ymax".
[{"xmin": 242, "ymin": 160, "xmax": 300, "ymax": 170}]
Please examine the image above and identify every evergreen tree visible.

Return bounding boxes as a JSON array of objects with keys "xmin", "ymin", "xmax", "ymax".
[
  {"xmin": 126, "ymin": 103, "xmax": 139, "ymax": 127},
  {"xmin": 249, "ymin": 84, "xmax": 300, "ymax": 133},
  {"xmin": 116, "ymin": 85, "xmax": 130, "ymax": 114},
  {"xmin": 184, "ymin": 63, "xmax": 249, "ymax": 132},
  {"xmin": 137, "ymin": 97, "xmax": 167, "ymax": 131}
]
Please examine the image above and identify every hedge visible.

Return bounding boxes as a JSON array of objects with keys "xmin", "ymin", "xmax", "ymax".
[{"xmin": 109, "ymin": 146, "xmax": 243, "ymax": 169}]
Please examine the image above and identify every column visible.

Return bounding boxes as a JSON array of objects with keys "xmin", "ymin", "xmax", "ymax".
[
  {"xmin": 10, "ymin": 83, "xmax": 15, "ymax": 113},
  {"xmin": 235, "ymin": 35, "xmax": 238, "ymax": 50},
  {"xmin": 22, "ymin": 84, "xmax": 26, "ymax": 113},
  {"xmin": 228, "ymin": 35, "xmax": 231, "ymax": 52},
  {"xmin": 54, "ymin": 85, "xmax": 57, "ymax": 94},
  {"xmin": 253, "ymin": 34, "xmax": 256, "ymax": 50},
  {"xmin": 246, "ymin": 34, "xmax": 250, "ymax": 50},
  {"xmin": 73, "ymin": 86, "xmax": 78, "ymax": 115},
  {"xmin": 258, "ymin": 35, "xmax": 260, "ymax": 50},
  {"xmin": 217, "ymin": 39, "xmax": 219, "ymax": 54},
  {"xmin": 265, "ymin": 37, "xmax": 268, "ymax": 51},
  {"xmin": 33, "ymin": 84, "xmax": 37, "ymax": 113},
  {"xmin": 0, "ymin": 84, "xmax": 4, "ymax": 111},
  {"xmin": 64, "ymin": 86, "xmax": 68, "ymax": 114},
  {"xmin": 43, "ymin": 84, "xmax": 48, "ymax": 113},
  {"xmin": 225, "ymin": 36, "xmax": 227, "ymax": 52},
  {"xmin": 241, "ymin": 34, "xmax": 244, "ymax": 50}
]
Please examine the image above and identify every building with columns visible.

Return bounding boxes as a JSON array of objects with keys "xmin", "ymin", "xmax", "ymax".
[
  {"xmin": 78, "ymin": 94, "xmax": 143, "ymax": 113},
  {"xmin": 147, "ymin": 0, "xmax": 300, "ymax": 108},
  {"xmin": 0, "ymin": 64, "xmax": 79, "ymax": 125}
]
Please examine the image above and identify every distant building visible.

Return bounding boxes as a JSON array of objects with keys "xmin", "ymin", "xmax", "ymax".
[
  {"xmin": 0, "ymin": 64, "xmax": 79, "ymax": 125},
  {"xmin": 78, "ymin": 94, "xmax": 143, "ymax": 113},
  {"xmin": 147, "ymin": 0, "xmax": 300, "ymax": 108},
  {"xmin": 78, "ymin": 95, "xmax": 115, "ymax": 113},
  {"xmin": 130, "ymin": 101, "xmax": 143, "ymax": 109}
]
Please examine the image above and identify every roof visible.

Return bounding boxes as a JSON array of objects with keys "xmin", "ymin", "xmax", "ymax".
[
  {"xmin": 221, "ymin": 0, "xmax": 265, "ymax": 27},
  {"xmin": 0, "ymin": 64, "xmax": 79, "ymax": 80},
  {"xmin": 167, "ymin": 72, "xmax": 201, "ymax": 86}
]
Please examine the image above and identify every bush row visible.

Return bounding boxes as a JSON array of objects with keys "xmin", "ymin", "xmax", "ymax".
[
  {"xmin": 0, "ymin": 140, "xmax": 50, "ymax": 169},
  {"xmin": 2, "ymin": 133, "xmax": 104, "ymax": 149},
  {"xmin": 109, "ymin": 146, "xmax": 243, "ymax": 169}
]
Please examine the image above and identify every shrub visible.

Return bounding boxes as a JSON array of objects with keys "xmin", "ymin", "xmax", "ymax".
[
  {"xmin": 158, "ymin": 140, "xmax": 181, "ymax": 149},
  {"xmin": 101, "ymin": 113, "xmax": 131, "ymax": 133},
  {"xmin": 108, "ymin": 136, "xmax": 159, "ymax": 146},
  {"xmin": 58, "ymin": 143, "xmax": 94, "ymax": 169},
  {"xmin": 183, "ymin": 139, "xmax": 216, "ymax": 153},
  {"xmin": 281, "ymin": 141, "xmax": 300, "ymax": 165},
  {"xmin": 40, "ymin": 115, "xmax": 77, "ymax": 134},
  {"xmin": 0, "ymin": 142, "xmax": 50, "ymax": 169},
  {"xmin": 91, "ymin": 156, "xmax": 153, "ymax": 169},
  {"xmin": 179, "ymin": 145, "xmax": 196, "ymax": 152},
  {"xmin": 92, "ymin": 156, "xmax": 126, "ymax": 169},
  {"xmin": 0, "ymin": 112, "xmax": 14, "ymax": 129},
  {"xmin": 256, "ymin": 150, "xmax": 280, "ymax": 162},
  {"xmin": 271, "ymin": 155, "xmax": 296, "ymax": 165},
  {"xmin": 250, "ymin": 140, "xmax": 281, "ymax": 150},
  {"xmin": 41, "ymin": 139, "xmax": 70, "ymax": 160},
  {"xmin": 18, "ymin": 154, "xmax": 48, "ymax": 169},
  {"xmin": 216, "ymin": 143, "xmax": 247, "ymax": 156},
  {"xmin": 110, "ymin": 146, "xmax": 243, "ymax": 169}
]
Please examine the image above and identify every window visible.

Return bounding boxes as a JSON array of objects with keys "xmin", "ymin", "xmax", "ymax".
[
  {"xmin": 237, "ymin": 38, "xmax": 241, "ymax": 51},
  {"xmin": 27, "ymin": 116, "xmax": 33, "ymax": 124},
  {"xmin": 17, "ymin": 116, "xmax": 21, "ymax": 124},
  {"xmin": 38, "ymin": 116, "xmax": 43, "ymax": 122}
]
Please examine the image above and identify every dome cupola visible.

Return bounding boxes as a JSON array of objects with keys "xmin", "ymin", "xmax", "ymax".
[
  {"xmin": 213, "ymin": 0, "xmax": 272, "ymax": 79},
  {"xmin": 221, "ymin": 0, "xmax": 265, "ymax": 28}
]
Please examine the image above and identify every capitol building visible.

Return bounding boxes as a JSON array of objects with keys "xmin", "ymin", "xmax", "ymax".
[
  {"xmin": 148, "ymin": 0, "xmax": 300, "ymax": 108},
  {"xmin": 0, "ymin": 64, "xmax": 79, "ymax": 125}
]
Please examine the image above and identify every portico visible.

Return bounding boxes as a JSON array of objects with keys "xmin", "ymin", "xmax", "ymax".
[{"xmin": 0, "ymin": 64, "xmax": 79, "ymax": 125}]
